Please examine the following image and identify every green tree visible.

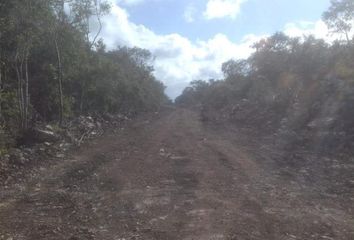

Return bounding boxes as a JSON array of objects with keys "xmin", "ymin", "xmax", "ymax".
[
  {"xmin": 7, "ymin": 0, "xmax": 53, "ymax": 129},
  {"xmin": 323, "ymin": 0, "xmax": 354, "ymax": 44}
]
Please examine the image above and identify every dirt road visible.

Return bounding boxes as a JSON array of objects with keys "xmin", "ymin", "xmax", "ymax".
[{"xmin": 1, "ymin": 108, "xmax": 353, "ymax": 240}]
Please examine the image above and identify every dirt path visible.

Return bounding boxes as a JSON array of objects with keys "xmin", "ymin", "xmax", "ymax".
[{"xmin": 1, "ymin": 108, "xmax": 354, "ymax": 240}]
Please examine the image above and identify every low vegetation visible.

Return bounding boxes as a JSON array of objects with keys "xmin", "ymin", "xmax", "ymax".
[{"xmin": 176, "ymin": 0, "xmax": 354, "ymax": 155}]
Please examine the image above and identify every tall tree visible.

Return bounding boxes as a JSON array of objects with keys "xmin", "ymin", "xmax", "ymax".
[
  {"xmin": 9, "ymin": 0, "xmax": 50, "ymax": 129},
  {"xmin": 51, "ymin": 0, "xmax": 67, "ymax": 126},
  {"xmin": 323, "ymin": 0, "xmax": 354, "ymax": 44}
]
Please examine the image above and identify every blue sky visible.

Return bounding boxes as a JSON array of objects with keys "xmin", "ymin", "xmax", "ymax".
[
  {"xmin": 99, "ymin": 0, "xmax": 333, "ymax": 98},
  {"xmin": 122, "ymin": 0, "xmax": 330, "ymax": 41}
]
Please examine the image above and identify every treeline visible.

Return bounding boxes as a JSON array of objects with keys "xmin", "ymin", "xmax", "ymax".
[
  {"xmin": 176, "ymin": 0, "xmax": 354, "ymax": 154},
  {"xmin": 0, "ymin": 1, "xmax": 168, "ymax": 150}
]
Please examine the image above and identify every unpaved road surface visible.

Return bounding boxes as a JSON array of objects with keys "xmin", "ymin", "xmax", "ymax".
[{"xmin": 1, "ymin": 108, "xmax": 354, "ymax": 240}]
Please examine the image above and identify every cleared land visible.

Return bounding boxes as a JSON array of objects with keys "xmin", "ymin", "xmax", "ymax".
[{"xmin": 0, "ymin": 108, "xmax": 353, "ymax": 240}]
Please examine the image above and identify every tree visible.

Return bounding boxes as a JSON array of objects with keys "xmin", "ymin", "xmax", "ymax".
[
  {"xmin": 0, "ymin": 0, "xmax": 168, "ymax": 152},
  {"xmin": 250, "ymin": 32, "xmax": 292, "ymax": 81},
  {"xmin": 50, "ymin": 0, "xmax": 110, "ymax": 120},
  {"xmin": 51, "ymin": 0, "xmax": 66, "ymax": 126},
  {"xmin": 69, "ymin": 0, "xmax": 111, "ymax": 49},
  {"xmin": 323, "ymin": 0, "xmax": 354, "ymax": 44},
  {"xmin": 222, "ymin": 59, "xmax": 250, "ymax": 80},
  {"xmin": 7, "ymin": 0, "xmax": 52, "ymax": 129}
]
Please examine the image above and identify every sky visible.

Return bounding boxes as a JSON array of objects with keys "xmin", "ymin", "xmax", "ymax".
[{"xmin": 96, "ymin": 0, "xmax": 333, "ymax": 99}]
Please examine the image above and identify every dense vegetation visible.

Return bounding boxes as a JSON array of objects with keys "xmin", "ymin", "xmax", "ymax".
[
  {"xmin": 0, "ymin": 0, "xmax": 168, "ymax": 152},
  {"xmin": 176, "ymin": 0, "xmax": 354, "ymax": 155}
]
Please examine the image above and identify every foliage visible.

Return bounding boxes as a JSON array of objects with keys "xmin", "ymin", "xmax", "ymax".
[
  {"xmin": 322, "ymin": 0, "xmax": 354, "ymax": 43},
  {"xmin": 177, "ymin": 30, "xmax": 354, "ymax": 153},
  {"xmin": 0, "ymin": 0, "xmax": 168, "ymax": 150}
]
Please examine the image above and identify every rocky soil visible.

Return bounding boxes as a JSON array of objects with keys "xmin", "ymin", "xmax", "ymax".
[
  {"xmin": 0, "ymin": 114, "xmax": 128, "ymax": 186},
  {"xmin": 0, "ymin": 108, "xmax": 353, "ymax": 240}
]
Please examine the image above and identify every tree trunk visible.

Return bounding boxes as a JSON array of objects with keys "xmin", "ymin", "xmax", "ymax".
[
  {"xmin": 15, "ymin": 65, "xmax": 23, "ymax": 128},
  {"xmin": 0, "ymin": 65, "xmax": 2, "ymax": 124},
  {"xmin": 0, "ymin": 60, "xmax": 2, "ymax": 123},
  {"xmin": 0, "ymin": 37, "xmax": 2, "ymax": 123},
  {"xmin": 90, "ymin": 1, "xmax": 103, "ymax": 49},
  {"xmin": 80, "ymin": 87, "xmax": 85, "ymax": 113},
  {"xmin": 54, "ymin": 38, "xmax": 64, "ymax": 126},
  {"xmin": 14, "ymin": 48, "xmax": 29, "ymax": 130},
  {"xmin": 15, "ymin": 51, "xmax": 24, "ymax": 129},
  {"xmin": 53, "ymin": 0, "xmax": 66, "ymax": 126},
  {"xmin": 24, "ymin": 51, "xmax": 30, "ymax": 130}
]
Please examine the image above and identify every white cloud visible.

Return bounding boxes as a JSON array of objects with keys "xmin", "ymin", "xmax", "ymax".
[
  {"xmin": 284, "ymin": 20, "xmax": 332, "ymax": 41},
  {"xmin": 117, "ymin": 0, "xmax": 169, "ymax": 6},
  {"xmin": 97, "ymin": 1, "xmax": 338, "ymax": 99},
  {"xmin": 184, "ymin": 4, "xmax": 197, "ymax": 23},
  {"xmin": 98, "ymin": 2, "xmax": 260, "ymax": 98},
  {"xmin": 117, "ymin": 0, "xmax": 146, "ymax": 5},
  {"xmin": 203, "ymin": 0, "xmax": 248, "ymax": 20},
  {"xmin": 284, "ymin": 20, "xmax": 354, "ymax": 43}
]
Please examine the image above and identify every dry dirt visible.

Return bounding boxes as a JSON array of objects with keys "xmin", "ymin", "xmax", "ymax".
[{"xmin": 0, "ymin": 108, "xmax": 354, "ymax": 240}]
